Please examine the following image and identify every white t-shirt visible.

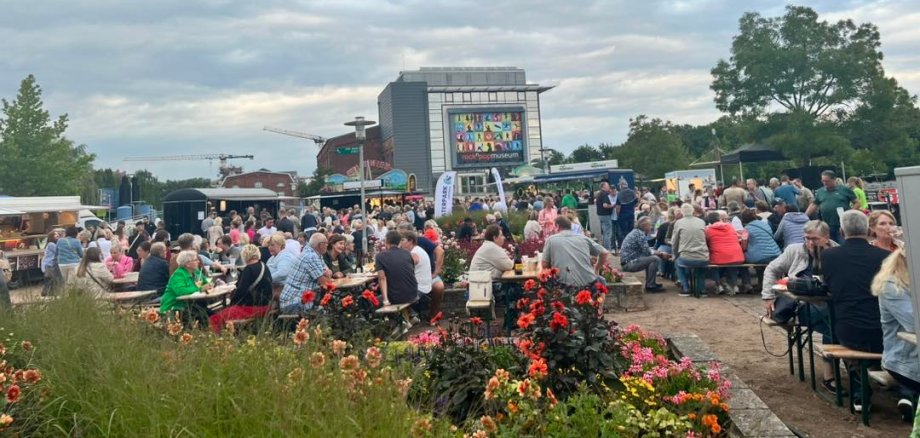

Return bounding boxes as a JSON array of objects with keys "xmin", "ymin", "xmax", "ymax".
[
  {"xmin": 411, "ymin": 246, "xmax": 432, "ymax": 294},
  {"xmin": 89, "ymin": 238, "xmax": 112, "ymax": 260},
  {"xmin": 284, "ymin": 239, "xmax": 302, "ymax": 257},
  {"xmin": 257, "ymin": 226, "xmax": 277, "ymax": 241}
]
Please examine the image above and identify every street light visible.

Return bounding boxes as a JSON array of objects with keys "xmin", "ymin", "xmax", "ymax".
[{"xmin": 344, "ymin": 116, "xmax": 376, "ymax": 265}]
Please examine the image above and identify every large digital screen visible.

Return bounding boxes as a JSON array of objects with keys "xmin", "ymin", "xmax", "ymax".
[{"xmin": 450, "ymin": 110, "xmax": 526, "ymax": 166}]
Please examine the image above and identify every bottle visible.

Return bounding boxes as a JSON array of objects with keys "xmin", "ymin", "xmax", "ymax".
[{"xmin": 514, "ymin": 247, "xmax": 523, "ymax": 275}]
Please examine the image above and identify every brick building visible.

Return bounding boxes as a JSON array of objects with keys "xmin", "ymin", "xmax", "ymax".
[
  {"xmin": 317, "ymin": 126, "xmax": 385, "ymax": 176},
  {"xmin": 221, "ymin": 170, "xmax": 298, "ymax": 197}
]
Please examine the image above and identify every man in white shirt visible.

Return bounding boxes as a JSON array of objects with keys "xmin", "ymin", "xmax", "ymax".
[
  {"xmin": 400, "ymin": 230, "xmax": 432, "ymax": 316},
  {"xmin": 283, "ymin": 232, "xmax": 302, "ymax": 257},
  {"xmin": 257, "ymin": 218, "xmax": 277, "ymax": 241}
]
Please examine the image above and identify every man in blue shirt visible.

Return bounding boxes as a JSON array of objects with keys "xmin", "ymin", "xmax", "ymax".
[
  {"xmin": 773, "ymin": 176, "xmax": 801, "ymax": 207},
  {"xmin": 619, "ymin": 217, "xmax": 665, "ymax": 292}
]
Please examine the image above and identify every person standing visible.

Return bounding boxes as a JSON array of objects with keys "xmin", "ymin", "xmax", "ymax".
[
  {"xmin": 807, "ymin": 170, "xmax": 856, "ymax": 243},
  {"xmin": 538, "ymin": 197, "xmax": 559, "ymax": 237},
  {"xmin": 847, "ymin": 177, "xmax": 869, "ymax": 211},
  {"xmin": 561, "ymin": 189, "xmax": 578, "ymax": 210},
  {"xmin": 201, "ymin": 211, "xmax": 216, "ymax": 237},
  {"xmin": 57, "ymin": 226, "xmax": 85, "ymax": 282},
  {"xmin": 719, "ymin": 179, "xmax": 747, "ymax": 209},
  {"xmin": 276, "ymin": 209, "xmax": 295, "ymax": 235},
  {"xmin": 773, "ymin": 176, "xmax": 801, "ymax": 206},
  {"xmin": 595, "ymin": 183, "xmax": 614, "ymax": 251},
  {"xmin": 822, "ymin": 210, "xmax": 890, "ymax": 412},
  {"xmin": 616, "ymin": 181, "xmax": 638, "ymax": 248},
  {"xmin": 41, "ymin": 230, "xmax": 63, "ymax": 296},
  {"xmin": 793, "ymin": 178, "xmax": 814, "ymax": 213}
]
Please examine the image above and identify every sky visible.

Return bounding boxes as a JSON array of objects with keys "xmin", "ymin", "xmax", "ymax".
[{"xmin": 1, "ymin": 0, "xmax": 918, "ymax": 181}]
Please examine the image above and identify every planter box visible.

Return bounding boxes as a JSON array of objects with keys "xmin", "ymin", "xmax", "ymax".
[{"xmin": 604, "ymin": 277, "xmax": 646, "ymax": 312}]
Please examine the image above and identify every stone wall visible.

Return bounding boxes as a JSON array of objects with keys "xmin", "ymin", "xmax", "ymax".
[{"xmin": 604, "ymin": 277, "xmax": 646, "ymax": 312}]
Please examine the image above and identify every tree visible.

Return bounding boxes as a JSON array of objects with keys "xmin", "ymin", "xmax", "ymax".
[
  {"xmin": 300, "ymin": 167, "xmax": 332, "ymax": 197},
  {"xmin": 0, "ymin": 75, "xmax": 95, "ymax": 196},
  {"xmin": 842, "ymin": 76, "xmax": 920, "ymax": 173},
  {"xmin": 610, "ymin": 116, "xmax": 692, "ymax": 178},
  {"xmin": 758, "ymin": 110, "xmax": 851, "ymax": 165},
  {"xmin": 568, "ymin": 144, "xmax": 603, "ymax": 163},
  {"xmin": 711, "ymin": 6, "xmax": 883, "ymax": 119},
  {"xmin": 528, "ymin": 148, "xmax": 565, "ymax": 167}
]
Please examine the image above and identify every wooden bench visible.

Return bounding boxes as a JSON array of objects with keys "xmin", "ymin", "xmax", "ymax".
[
  {"xmin": 817, "ymin": 344, "xmax": 882, "ymax": 426},
  {"xmin": 682, "ymin": 263, "xmax": 769, "ymax": 296},
  {"xmin": 868, "ymin": 370, "xmax": 899, "ymax": 388},
  {"xmin": 375, "ymin": 303, "xmax": 412, "ymax": 315}
]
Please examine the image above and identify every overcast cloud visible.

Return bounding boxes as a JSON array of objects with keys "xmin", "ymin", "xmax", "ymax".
[{"xmin": 1, "ymin": 0, "xmax": 917, "ymax": 180}]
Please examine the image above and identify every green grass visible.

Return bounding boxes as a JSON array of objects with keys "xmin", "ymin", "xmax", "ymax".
[{"xmin": 5, "ymin": 291, "xmax": 450, "ymax": 437}]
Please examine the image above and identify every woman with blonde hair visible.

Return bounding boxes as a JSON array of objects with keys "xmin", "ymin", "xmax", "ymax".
[
  {"xmin": 868, "ymin": 210, "xmax": 900, "ymax": 252},
  {"xmin": 871, "ymin": 247, "xmax": 920, "ymax": 419},
  {"xmin": 209, "ymin": 244, "xmax": 273, "ymax": 334},
  {"xmin": 423, "ymin": 219, "xmax": 441, "ymax": 243},
  {"xmin": 848, "ymin": 177, "xmax": 868, "ymax": 211},
  {"xmin": 208, "ymin": 217, "xmax": 224, "ymax": 248},
  {"xmin": 565, "ymin": 209, "xmax": 583, "ymax": 235},
  {"xmin": 104, "ymin": 242, "xmax": 134, "ymax": 279},
  {"xmin": 523, "ymin": 211, "xmax": 542, "ymax": 241},
  {"xmin": 73, "ymin": 247, "xmax": 113, "ymax": 297}
]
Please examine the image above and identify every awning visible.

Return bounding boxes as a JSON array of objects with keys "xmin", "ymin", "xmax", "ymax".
[
  {"xmin": 0, "ymin": 207, "xmax": 25, "ymax": 216},
  {"xmin": 721, "ymin": 143, "xmax": 785, "ymax": 164}
]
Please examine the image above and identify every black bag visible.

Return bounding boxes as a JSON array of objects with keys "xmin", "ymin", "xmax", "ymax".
[
  {"xmin": 770, "ymin": 294, "xmax": 800, "ymax": 324},
  {"xmin": 787, "ymin": 276, "xmax": 828, "ymax": 297}
]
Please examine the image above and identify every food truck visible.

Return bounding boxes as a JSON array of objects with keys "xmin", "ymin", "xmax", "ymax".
[{"xmin": 0, "ymin": 196, "xmax": 108, "ymax": 285}]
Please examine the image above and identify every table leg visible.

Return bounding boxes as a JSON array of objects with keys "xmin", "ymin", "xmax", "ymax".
[
  {"xmin": 796, "ymin": 323, "xmax": 805, "ymax": 382},
  {"xmin": 807, "ymin": 326, "xmax": 816, "ymax": 391},
  {"xmin": 860, "ymin": 360, "xmax": 870, "ymax": 426},
  {"xmin": 787, "ymin": 329, "xmax": 795, "ymax": 376}
]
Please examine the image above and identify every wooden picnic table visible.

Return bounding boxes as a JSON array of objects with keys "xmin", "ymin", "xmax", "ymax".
[
  {"xmin": 898, "ymin": 332, "xmax": 917, "ymax": 346},
  {"xmin": 104, "ymin": 290, "xmax": 158, "ymax": 304},
  {"xmin": 332, "ymin": 274, "xmax": 377, "ymax": 291},
  {"xmin": 111, "ymin": 272, "xmax": 140, "ymax": 286},
  {"xmin": 772, "ymin": 284, "xmax": 835, "ymax": 394},
  {"xmin": 176, "ymin": 283, "xmax": 235, "ymax": 304},
  {"xmin": 500, "ymin": 270, "xmax": 539, "ymax": 282}
]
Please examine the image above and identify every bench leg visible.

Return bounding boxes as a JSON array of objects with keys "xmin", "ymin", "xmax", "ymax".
[
  {"xmin": 796, "ymin": 325, "xmax": 805, "ymax": 382},
  {"xmin": 807, "ymin": 328, "xmax": 817, "ymax": 391},
  {"xmin": 832, "ymin": 358, "xmax": 844, "ymax": 407},
  {"xmin": 787, "ymin": 330, "xmax": 795, "ymax": 376},
  {"xmin": 860, "ymin": 360, "xmax": 870, "ymax": 426}
]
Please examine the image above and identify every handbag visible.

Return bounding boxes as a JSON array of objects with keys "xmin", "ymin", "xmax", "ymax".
[{"xmin": 787, "ymin": 276, "xmax": 828, "ymax": 297}]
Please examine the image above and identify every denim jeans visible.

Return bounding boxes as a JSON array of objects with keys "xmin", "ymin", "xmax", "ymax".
[
  {"xmin": 598, "ymin": 215, "xmax": 613, "ymax": 250},
  {"xmin": 623, "ymin": 256, "xmax": 660, "ymax": 288},
  {"xmin": 657, "ymin": 245, "xmax": 673, "ymax": 278},
  {"xmin": 676, "ymin": 257, "xmax": 709, "ymax": 292},
  {"xmin": 611, "ymin": 219, "xmax": 622, "ymax": 250},
  {"xmin": 0, "ymin": 273, "xmax": 11, "ymax": 314}
]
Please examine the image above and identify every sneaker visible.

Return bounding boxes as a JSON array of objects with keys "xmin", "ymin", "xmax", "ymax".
[
  {"xmin": 645, "ymin": 285, "xmax": 665, "ymax": 293},
  {"xmin": 678, "ymin": 291, "xmax": 691, "ymax": 297},
  {"xmin": 898, "ymin": 398, "xmax": 914, "ymax": 421},
  {"xmin": 390, "ymin": 323, "xmax": 409, "ymax": 339},
  {"xmin": 409, "ymin": 316, "xmax": 420, "ymax": 326},
  {"xmin": 730, "ymin": 286, "xmax": 739, "ymax": 296},
  {"xmin": 821, "ymin": 379, "xmax": 847, "ymax": 396}
]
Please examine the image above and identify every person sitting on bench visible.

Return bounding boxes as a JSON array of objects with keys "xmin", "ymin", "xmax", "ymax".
[
  {"xmin": 762, "ymin": 220, "xmax": 839, "ymax": 393},
  {"xmin": 822, "ymin": 210, "xmax": 889, "ymax": 412},
  {"xmin": 871, "ymin": 247, "xmax": 920, "ymax": 420}
]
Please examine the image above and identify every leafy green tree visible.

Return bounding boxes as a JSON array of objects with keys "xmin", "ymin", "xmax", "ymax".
[
  {"xmin": 597, "ymin": 143, "xmax": 618, "ymax": 160},
  {"xmin": 711, "ymin": 6, "xmax": 883, "ymax": 118},
  {"xmin": 568, "ymin": 144, "xmax": 603, "ymax": 163},
  {"xmin": 757, "ymin": 110, "xmax": 851, "ymax": 165},
  {"xmin": 0, "ymin": 75, "xmax": 95, "ymax": 196},
  {"xmin": 610, "ymin": 116, "xmax": 692, "ymax": 178},
  {"xmin": 843, "ymin": 76, "xmax": 920, "ymax": 173},
  {"xmin": 300, "ymin": 167, "xmax": 332, "ymax": 197},
  {"xmin": 529, "ymin": 148, "xmax": 565, "ymax": 167}
]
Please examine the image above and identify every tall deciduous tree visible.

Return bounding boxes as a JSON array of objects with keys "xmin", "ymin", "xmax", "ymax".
[
  {"xmin": 0, "ymin": 75, "xmax": 95, "ymax": 196},
  {"xmin": 611, "ymin": 116, "xmax": 692, "ymax": 178},
  {"xmin": 568, "ymin": 144, "xmax": 603, "ymax": 163},
  {"xmin": 711, "ymin": 6, "xmax": 883, "ymax": 118}
]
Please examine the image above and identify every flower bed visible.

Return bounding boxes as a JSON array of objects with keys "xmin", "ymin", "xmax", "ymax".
[{"xmin": 3, "ymin": 274, "xmax": 733, "ymax": 436}]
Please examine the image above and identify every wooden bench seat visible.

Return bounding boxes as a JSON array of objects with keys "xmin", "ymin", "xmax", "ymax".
[
  {"xmin": 375, "ymin": 303, "xmax": 412, "ymax": 315},
  {"xmin": 868, "ymin": 370, "xmax": 899, "ymax": 388},
  {"xmin": 706, "ymin": 263, "xmax": 769, "ymax": 269},
  {"xmin": 818, "ymin": 344, "xmax": 883, "ymax": 361}
]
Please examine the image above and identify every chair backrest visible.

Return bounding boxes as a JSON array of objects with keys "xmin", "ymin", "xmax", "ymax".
[{"xmin": 467, "ymin": 270, "xmax": 493, "ymax": 302}]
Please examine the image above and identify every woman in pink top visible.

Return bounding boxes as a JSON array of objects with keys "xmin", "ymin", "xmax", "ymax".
[
  {"xmin": 104, "ymin": 243, "xmax": 134, "ymax": 279},
  {"xmin": 538, "ymin": 197, "xmax": 559, "ymax": 237}
]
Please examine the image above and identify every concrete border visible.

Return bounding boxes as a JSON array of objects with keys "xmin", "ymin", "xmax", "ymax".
[{"xmin": 669, "ymin": 334, "xmax": 797, "ymax": 438}]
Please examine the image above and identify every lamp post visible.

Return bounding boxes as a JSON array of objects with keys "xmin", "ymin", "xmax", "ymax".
[{"xmin": 344, "ymin": 116, "xmax": 376, "ymax": 264}]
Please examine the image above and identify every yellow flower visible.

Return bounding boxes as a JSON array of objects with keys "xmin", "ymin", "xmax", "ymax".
[
  {"xmin": 310, "ymin": 352, "xmax": 326, "ymax": 369},
  {"xmin": 332, "ymin": 340, "xmax": 347, "ymax": 356},
  {"xmin": 0, "ymin": 413, "xmax": 12, "ymax": 427},
  {"xmin": 287, "ymin": 367, "xmax": 304, "ymax": 383},
  {"xmin": 180, "ymin": 333, "xmax": 193, "ymax": 345},
  {"xmin": 167, "ymin": 321, "xmax": 182, "ymax": 336},
  {"xmin": 339, "ymin": 354, "xmax": 360, "ymax": 371},
  {"xmin": 480, "ymin": 415, "xmax": 497, "ymax": 433}
]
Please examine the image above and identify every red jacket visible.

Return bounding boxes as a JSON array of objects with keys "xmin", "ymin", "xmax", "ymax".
[{"xmin": 705, "ymin": 222, "xmax": 744, "ymax": 265}]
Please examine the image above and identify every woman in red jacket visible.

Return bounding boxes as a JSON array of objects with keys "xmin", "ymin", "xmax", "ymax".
[{"xmin": 705, "ymin": 210, "xmax": 744, "ymax": 295}]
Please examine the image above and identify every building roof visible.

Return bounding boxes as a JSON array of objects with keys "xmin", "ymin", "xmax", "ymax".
[
  {"xmin": 164, "ymin": 188, "xmax": 288, "ymax": 203},
  {"xmin": 427, "ymin": 85, "xmax": 554, "ymax": 93},
  {"xmin": 0, "ymin": 196, "xmax": 108, "ymax": 213},
  {"xmin": 222, "ymin": 170, "xmax": 296, "ymax": 181}
]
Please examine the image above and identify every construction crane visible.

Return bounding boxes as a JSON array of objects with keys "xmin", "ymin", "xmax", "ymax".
[
  {"xmin": 123, "ymin": 154, "xmax": 255, "ymax": 179},
  {"xmin": 263, "ymin": 126, "xmax": 326, "ymax": 146}
]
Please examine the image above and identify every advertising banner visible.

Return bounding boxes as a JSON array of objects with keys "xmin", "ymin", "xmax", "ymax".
[
  {"xmin": 491, "ymin": 167, "xmax": 507, "ymax": 208},
  {"xmin": 434, "ymin": 171, "xmax": 457, "ymax": 218},
  {"xmin": 450, "ymin": 110, "xmax": 526, "ymax": 167}
]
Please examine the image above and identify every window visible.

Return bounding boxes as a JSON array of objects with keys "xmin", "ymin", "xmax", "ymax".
[
  {"xmin": 277, "ymin": 182, "xmax": 285, "ymax": 187},
  {"xmin": 517, "ymin": 91, "xmax": 526, "ymax": 101},
  {"xmin": 444, "ymin": 93, "xmax": 454, "ymax": 103},
  {"xmin": 254, "ymin": 181, "xmax": 263, "ymax": 188},
  {"xmin": 488, "ymin": 92, "xmax": 498, "ymax": 102},
  {"xmin": 462, "ymin": 92, "xmax": 471, "ymax": 102}
]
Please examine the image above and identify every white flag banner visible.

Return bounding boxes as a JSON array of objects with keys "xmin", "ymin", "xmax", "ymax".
[
  {"xmin": 491, "ymin": 167, "xmax": 507, "ymax": 209},
  {"xmin": 434, "ymin": 171, "xmax": 457, "ymax": 218}
]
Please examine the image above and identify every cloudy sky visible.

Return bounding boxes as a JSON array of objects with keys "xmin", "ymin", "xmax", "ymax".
[{"xmin": 1, "ymin": 0, "xmax": 917, "ymax": 180}]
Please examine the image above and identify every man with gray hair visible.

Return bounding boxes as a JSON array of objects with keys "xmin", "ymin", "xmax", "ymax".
[
  {"xmin": 618, "ymin": 217, "xmax": 666, "ymax": 292},
  {"xmin": 821, "ymin": 210, "xmax": 890, "ymax": 411},
  {"xmin": 279, "ymin": 233, "xmax": 333, "ymax": 314}
]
